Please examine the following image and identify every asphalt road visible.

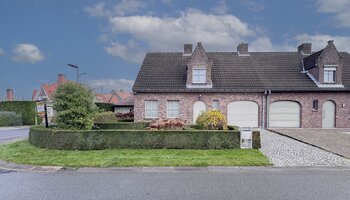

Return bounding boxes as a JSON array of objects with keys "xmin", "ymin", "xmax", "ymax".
[
  {"xmin": 0, "ymin": 167, "xmax": 349, "ymax": 200},
  {"xmin": 0, "ymin": 127, "xmax": 29, "ymax": 143}
]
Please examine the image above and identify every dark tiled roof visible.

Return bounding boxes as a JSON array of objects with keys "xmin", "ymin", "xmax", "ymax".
[
  {"xmin": 303, "ymin": 49, "xmax": 324, "ymax": 70},
  {"xmin": 133, "ymin": 52, "xmax": 350, "ymax": 93}
]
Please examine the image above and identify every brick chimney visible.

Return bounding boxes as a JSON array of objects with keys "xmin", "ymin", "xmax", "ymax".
[
  {"xmin": 57, "ymin": 74, "xmax": 65, "ymax": 85},
  {"xmin": 183, "ymin": 44, "xmax": 193, "ymax": 56},
  {"xmin": 6, "ymin": 89, "xmax": 14, "ymax": 101},
  {"xmin": 237, "ymin": 42, "xmax": 249, "ymax": 56},
  {"xmin": 298, "ymin": 43, "xmax": 312, "ymax": 55}
]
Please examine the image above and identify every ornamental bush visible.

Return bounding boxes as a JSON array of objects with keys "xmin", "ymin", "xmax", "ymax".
[
  {"xmin": 53, "ymin": 82, "xmax": 97, "ymax": 130},
  {"xmin": 196, "ymin": 110, "xmax": 228, "ymax": 130},
  {"xmin": 0, "ymin": 101, "xmax": 38, "ymax": 125},
  {"xmin": 94, "ymin": 112, "xmax": 118, "ymax": 123},
  {"xmin": 0, "ymin": 111, "xmax": 23, "ymax": 127}
]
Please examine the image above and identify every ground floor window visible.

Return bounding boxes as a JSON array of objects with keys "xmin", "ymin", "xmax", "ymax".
[
  {"xmin": 145, "ymin": 100, "xmax": 158, "ymax": 118},
  {"xmin": 167, "ymin": 100, "xmax": 180, "ymax": 118}
]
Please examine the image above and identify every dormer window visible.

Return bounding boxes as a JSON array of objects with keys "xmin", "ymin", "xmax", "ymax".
[
  {"xmin": 193, "ymin": 68, "xmax": 206, "ymax": 84},
  {"xmin": 324, "ymin": 67, "xmax": 336, "ymax": 83}
]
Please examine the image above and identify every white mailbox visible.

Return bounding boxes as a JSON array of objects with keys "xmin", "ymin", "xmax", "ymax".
[{"xmin": 240, "ymin": 127, "xmax": 253, "ymax": 149}]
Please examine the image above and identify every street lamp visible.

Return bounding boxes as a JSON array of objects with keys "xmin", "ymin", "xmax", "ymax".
[{"xmin": 67, "ymin": 64, "xmax": 87, "ymax": 83}]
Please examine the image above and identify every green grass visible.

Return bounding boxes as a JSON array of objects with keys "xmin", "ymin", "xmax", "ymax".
[{"xmin": 0, "ymin": 140, "xmax": 271, "ymax": 167}]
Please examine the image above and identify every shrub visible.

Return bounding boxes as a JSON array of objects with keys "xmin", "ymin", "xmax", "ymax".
[
  {"xmin": 196, "ymin": 110, "xmax": 228, "ymax": 130},
  {"xmin": 53, "ymin": 82, "xmax": 97, "ymax": 130},
  {"xmin": 0, "ymin": 111, "xmax": 23, "ymax": 127},
  {"xmin": 0, "ymin": 101, "xmax": 38, "ymax": 125},
  {"xmin": 94, "ymin": 112, "xmax": 118, "ymax": 123},
  {"xmin": 93, "ymin": 122, "xmax": 149, "ymax": 130},
  {"xmin": 147, "ymin": 119, "xmax": 186, "ymax": 130},
  {"xmin": 116, "ymin": 111, "xmax": 134, "ymax": 122},
  {"xmin": 29, "ymin": 126, "xmax": 242, "ymax": 150},
  {"xmin": 252, "ymin": 131, "xmax": 261, "ymax": 149},
  {"xmin": 95, "ymin": 103, "xmax": 114, "ymax": 112}
]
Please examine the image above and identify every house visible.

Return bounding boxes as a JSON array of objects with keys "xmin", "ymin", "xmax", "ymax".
[
  {"xmin": 132, "ymin": 41, "xmax": 350, "ymax": 128},
  {"xmin": 94, "ymin": 90, "xmax": 133, "ymax": 113}
]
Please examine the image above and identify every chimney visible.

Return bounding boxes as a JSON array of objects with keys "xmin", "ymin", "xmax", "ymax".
[
  {"xmin": 57, "ymin": 74, "xmax": 65, "ymax": 85},
  {"xmin": 298, "ymin": 43, "xmax": 312, "ymax": 55},
  {"xmin": 328, "ymin": 40, "xmax": 334, "ymax": 45},
  {"xmin": 183, "ymin": 44, "xmax": 193, "ymax": 56},
  {"xmin": 237, "ymin": 42, "xmax": 249, "ymax": 56},
  {"xmin": 6, "ymin": 89, "xmax": 14, "ymax": 101}
]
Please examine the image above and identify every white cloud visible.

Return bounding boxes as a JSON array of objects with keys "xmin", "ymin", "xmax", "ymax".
[
  {"xmin": 0, "ymin": 48, "xmax": 5, "ymax": 56},
  {"xmin": 295, "ymin": 34, "xmax": 350, "ymax": 52},
  {"xmin": 84, "ymin": 2, "xmax": 110, "ymax": 17},
  {"xmin": 105, "ymin": 40, "xmax": 145, "ymax": 63},
  {"xmin": 12, "ymin": 43, "xmax": 44, "ymax": 63},
  {"xmin": 108, "ymin": 9, "xmax": 255, "ymax": 52},
  {"xmin": 211, "ymin": 0, "xmax": 229, "ymax": 15},
  {"xmin": 86, "ymin": 79, "xmax": 134, "ymax": 92},
  {"xmin": 316, "ymin": 0, "xmax": 350, "ymax": 27},
  {"xmin": 240, "ymin": 0, "xmax": 264, "ymax": 12},
  {"xmin": 85, "ymin": 0, "xmax": 145, "ymax": 17}
]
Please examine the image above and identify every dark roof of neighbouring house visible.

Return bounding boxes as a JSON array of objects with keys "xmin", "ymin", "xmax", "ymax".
[
  {"xmin": 303, "ymin": 49, "xmax": 324, "ymax": 70},
  {"xmin": 133, "ymin": 51, "xmax": 350, "ymax": 93}
]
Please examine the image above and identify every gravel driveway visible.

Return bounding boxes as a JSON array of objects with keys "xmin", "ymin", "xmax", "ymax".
[{"xmin": 259, "ymin": 129, "xmax": 350, "ymax": 167}]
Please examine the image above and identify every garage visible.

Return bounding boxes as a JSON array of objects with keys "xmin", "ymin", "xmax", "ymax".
[
  {"xmin": 269, "ymin": 101, "xmax": 300, "ymax": 128},
  {"xmin": 227, "ymin": 101, "xmax": 259, "ymax": 127}
]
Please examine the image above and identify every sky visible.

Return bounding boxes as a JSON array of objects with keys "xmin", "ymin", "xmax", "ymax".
[{"xmin": 1, "ymin": 0, "xmax": 350, "ymax": 100}]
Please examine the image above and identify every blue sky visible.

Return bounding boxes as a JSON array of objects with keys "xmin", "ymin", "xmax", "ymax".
[{"xmin": 1, "ymin": 0, "xmax": 350, "ymax": 99}]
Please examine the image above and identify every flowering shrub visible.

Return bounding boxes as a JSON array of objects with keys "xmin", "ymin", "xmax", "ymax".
[
  {"xmin": 195, "ymin": 110, "xmax": 227, "ymax": 130},
  {"xmin": 116, "ymin": 111, "xmax": 134, "ymax": 122},
  {"xmin": 147, "ymin": 118, "xmax": 186, "ymax": 130}
]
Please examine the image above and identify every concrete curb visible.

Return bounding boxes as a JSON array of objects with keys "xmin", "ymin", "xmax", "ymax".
[
  {"xmin": 1, "ymin": 160, "xmax": 350, "ymax": 173},
  {"xmin": 267, "ymin": 129, "xmax": 350, "ymax": 159}
]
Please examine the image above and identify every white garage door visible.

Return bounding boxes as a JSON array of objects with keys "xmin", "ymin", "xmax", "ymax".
[
  {"xmin": 193, "ymin": 101, "xmax": 206, "ymax": 124},
  {"xmin": 269, "ymin": 101, "xmax": 300, "ymax": 128},
  {"xmin": 227, "ymin": 101, "xmax": 259, "ymax": 127}
]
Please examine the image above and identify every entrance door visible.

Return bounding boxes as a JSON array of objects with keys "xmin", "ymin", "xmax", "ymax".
[
  {"xmin": 322, "ymin": 101, "xmax": 335, "ymax": 128},
  {"xmin": 193, "ymin": 101, "xmax": 206, "ymax": 124}
]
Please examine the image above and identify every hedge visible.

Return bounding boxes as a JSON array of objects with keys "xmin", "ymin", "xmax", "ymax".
[
  {"xmin": 95, "ymin": 103, "xmax": 114, "ymax": 112},
  {"xmin": 252, "ymin": 131, "xmax": 261, "ymax": 149},
  {"xmin": 94, "ymin": 122, "xmax": 149, "ymax": 130},
  {"xmin": 0, "ymin": 101, "xmax": 38, "ymax": 125},
  {"xmin": 29, "ymin": 126, "xmax": 261, "ymax": 150},
  {"xmin": 0, "ymin": 111, "xmax": 23, "ymax": 127}
]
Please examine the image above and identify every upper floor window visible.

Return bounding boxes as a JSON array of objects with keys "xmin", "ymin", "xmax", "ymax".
[
  {"xmin": 324, "ymin": 67, "xmax": 336, "ymax": 83},
  {"xmin": 193, "ymin": 68, "xmax": 206, "ymax": 83},
  {"xmin": 167, "ymin": 100, "xmax": 180, "ymax": 118},
  {"xmin": 212, "ymin": 100, "xmax": 220, "ymax": 110},
  {"xmin": 145, "ymin": 100, "xmax": 158, "ymax": 119}
]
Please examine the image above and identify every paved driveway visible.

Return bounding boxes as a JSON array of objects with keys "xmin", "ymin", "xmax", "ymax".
[{"xmin": 270, "ymin": 129, "xmax": 350, "ymax": 158}]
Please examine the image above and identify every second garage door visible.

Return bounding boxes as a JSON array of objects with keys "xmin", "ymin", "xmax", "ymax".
[
  {"xmin": 269, "ymin": 101, "xmax": 300, "ymax": 128},
  {"xmin": 227, "ymin": 101, "xmax": 259, "ymax": 127}
]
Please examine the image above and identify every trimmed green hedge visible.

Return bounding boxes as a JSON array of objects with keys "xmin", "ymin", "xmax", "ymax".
[
  {"xmin": 95, "ymin": 103, "xmax": 114, "ymax": 112},
  {"xmin": 94, "ymin": 122, "xmax": 149, "ymax": 130},
  {"xmin": 0, "ymin": 111, "xmax": 23, "ymax": 127},
  {"xmin": 29, "ymin": 126, "xmax": 245, "ymax": 150},
  {"xmin": 252, "ymin": 131, "xmax": 261, "ymax": 149},
  {"xmin": 0, "ymin": 101, "xmax": 38, "ymax": 125}
]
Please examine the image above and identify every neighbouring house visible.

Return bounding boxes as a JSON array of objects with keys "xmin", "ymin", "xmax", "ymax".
[
  {"xmin": 32, "ymin": 74, "xmax": 68, "ymax": 122},
  {"xmin": 133, "ymin": 41, "xmax": 350, "ymax": 128},
  {"xmin": 95, "ymin": 90, "xmax": 133, "ymax": 113}
]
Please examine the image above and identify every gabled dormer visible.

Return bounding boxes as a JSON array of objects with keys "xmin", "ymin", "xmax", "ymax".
[
  {"xmin": 186, "ymin": 42, "xmax": 213, "ymax": 88},
  {"xmin": 302, "ymin": 40, "xmax": 344, "ymax": 88}
]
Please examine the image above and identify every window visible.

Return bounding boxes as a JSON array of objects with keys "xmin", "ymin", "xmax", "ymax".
[
  {"xmin": 312, "ymin": 100, "xmax": 318, "ymax": 110},
  {"xmin": 212, "ymin": 100, "xmax": 220, "ymax": 110},
  {"xmin": 145, "ymin": 101, "xmax": 158, "ymax": 118},
  {"xmin": 167, "ymin": 100, "xmax": 180, "ymax": 118},
  {"xmin": 324, "ymin": 67, "xmax": 336, "ymax": 83},
  {"xmin": 193, "ymin": 68, "xmax": 206, "ymax": 83}
]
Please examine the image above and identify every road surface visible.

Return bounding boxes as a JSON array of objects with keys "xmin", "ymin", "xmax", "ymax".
[{"xmin": 0, "ymin": 127, "xmax": 29, "ymax": 143}]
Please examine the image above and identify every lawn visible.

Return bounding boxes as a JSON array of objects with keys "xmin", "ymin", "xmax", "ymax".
[{"xmin": 0, "ymin": 140, "xmax": 270, "ymax": 167}]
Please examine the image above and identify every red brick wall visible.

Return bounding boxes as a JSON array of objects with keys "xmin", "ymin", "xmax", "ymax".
[{"xmin": 134, "ymin": 92, "xmax": 350, "ymax": 128}]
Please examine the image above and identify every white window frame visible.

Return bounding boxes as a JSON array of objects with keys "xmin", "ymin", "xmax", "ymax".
[
  {"xmin": 192, "ymin": 68, "xmax": 206, "ymax": 84},
  {"xmin": 324, "ymin": 66, "xmax": 336, "ymax": 83},
  {"xmin": 212, "ymin": 100, "xmax": 220, "ymax": 110},
  {"xmin": 167, "ymin": 100, "xmax": 180, "ymax": 118},
  {"xmin": 145, "ymin": 100, "xmax": 158, "ymax": 119}
]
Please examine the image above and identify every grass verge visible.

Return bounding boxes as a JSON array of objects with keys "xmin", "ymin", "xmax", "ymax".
[{"xmin": 0, "ymin": 140, "xmax": 270, "ymax": 167}]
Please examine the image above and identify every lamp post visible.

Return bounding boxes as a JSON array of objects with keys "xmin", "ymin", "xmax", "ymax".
[{"xmin": 67, "ymin": 64, "xmax": 87, "ymax": 83}]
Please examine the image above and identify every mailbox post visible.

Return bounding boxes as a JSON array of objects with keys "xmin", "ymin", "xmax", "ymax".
[{"xmin": 240, "ymin": 127, "xmax": 253, "ymax": 149}]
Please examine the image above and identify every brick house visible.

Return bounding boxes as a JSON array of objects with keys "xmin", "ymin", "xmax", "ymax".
[{"xmin": 132, "ymin": 41, "xmax": 350, "ymax": 128}]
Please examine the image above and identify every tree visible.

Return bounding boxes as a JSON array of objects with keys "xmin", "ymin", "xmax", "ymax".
[{"xmin": 53, "ymin": 82, "xmax": 97, "ymax": 130}]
